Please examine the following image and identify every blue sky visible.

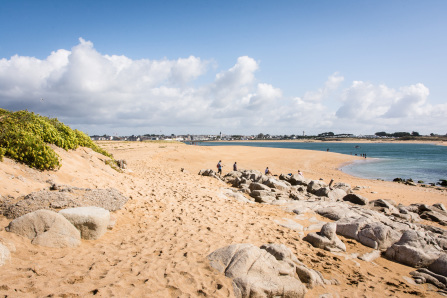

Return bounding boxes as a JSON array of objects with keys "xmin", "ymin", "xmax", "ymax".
[{"xmin": 1, "ymin": 0, "xmax": 446, "ymax": 136}]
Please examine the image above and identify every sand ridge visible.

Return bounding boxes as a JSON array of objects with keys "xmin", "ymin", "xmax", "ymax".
[{"xmin": 0, "ymin": 141, "xmax": 446, "ymax": 297}]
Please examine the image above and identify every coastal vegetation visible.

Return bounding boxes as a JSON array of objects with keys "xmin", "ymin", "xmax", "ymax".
[{"xmin": 0, "ymin": 109, "xmax": 112, "ymax": 170}]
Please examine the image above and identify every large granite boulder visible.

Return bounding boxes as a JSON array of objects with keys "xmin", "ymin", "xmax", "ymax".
[
  {"xmin": 208, "ymin": 243, "xmax": 332, "ymax": 297},
  {"xmin": 1, "ymin": 187, "xmax": 128, "ymax": 219},
  {"xmin": 303, "ymin": 223, "xmax": 346, "ymax": 252},
  {"xmin": 59, "ymin": 206, "xmax": 110, "ymax": 240},
  {"xmin": 208, "ymin": 243, "xmax": 306, "ymax": 297},
  {"xmin": 6, "ymin": 209, "xmax": 81, "ymax": 248},
  {"xmin": 385, "ymin": 230, "xmax": 441, "ymax": 268},
  {"xmin": 336, "ymin": 218, "xmax": 401, "ymax": 250}
]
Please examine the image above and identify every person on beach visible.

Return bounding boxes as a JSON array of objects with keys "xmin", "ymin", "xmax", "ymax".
[
  {"xmin": 298, "ymin": 170, "xmax": 304, "ymax": 177},
  {"xmin": 265, "ymin": 167, "xmax": 271, "ymax": 175},
  {"xmin": 217, "ymin": 160, "xmax": 223, "ymax": 175},
  {"xmin": 233, "ymin": 162, "xmax": 237, "ymax": 171}
]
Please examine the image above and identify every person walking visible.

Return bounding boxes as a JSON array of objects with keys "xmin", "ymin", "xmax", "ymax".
[
  {"xmin": 233, "ymin": 162, "xmax": 237, "ymax": 171},
  {"xmin": 217, "ymin": 160, "xmax": 223, "ymax": 175}
]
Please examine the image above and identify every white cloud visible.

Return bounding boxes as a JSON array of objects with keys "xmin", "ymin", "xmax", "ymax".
[
  {"xmin": 299, "ymin": 72, "xmax": 344, "ymax": 102},
  {"xmin": 0, "ymin": 38, "xmax": 445, "ymax": 135}
]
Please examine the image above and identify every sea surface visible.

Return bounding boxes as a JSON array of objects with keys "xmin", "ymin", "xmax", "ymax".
[{"xmin": 193, "ymin": 141, "xmax": 447, "ymax": 184}]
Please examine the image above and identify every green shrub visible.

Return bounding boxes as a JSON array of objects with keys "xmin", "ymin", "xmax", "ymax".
[{"xmin": 0, "ymin": 109, "xmax": 113, "ymax": 170}]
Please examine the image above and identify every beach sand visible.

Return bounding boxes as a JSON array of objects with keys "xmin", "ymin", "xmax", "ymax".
[{"xmin": 0, "ymin": 141, "xmax": 446, "ymax": 297}]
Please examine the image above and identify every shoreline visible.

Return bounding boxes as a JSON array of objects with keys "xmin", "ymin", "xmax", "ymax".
[
  {"xmin": 207, "ymin": 139, "xmax": 447, "ymax": 146},
  {"xmin": 190, "ymin": 141, "xmax": 447, "ymax": 184}
]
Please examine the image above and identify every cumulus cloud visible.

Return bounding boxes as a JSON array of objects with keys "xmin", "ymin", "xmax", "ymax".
[
  {"xmin": 336, "ymin": 81, "xmax": 430, "ymax": 120},
  {"xmin": 299, "ymin": 72, "xmax": 344, "ymax": 102},
  {"xmin": 0, "ymin": 38, "xmax": 445, "ymax": 135}
]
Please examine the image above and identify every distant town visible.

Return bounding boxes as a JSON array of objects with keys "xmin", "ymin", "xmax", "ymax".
[{"xmin": 90, "ymin": 131, "xmax": 447, "ymax": 142}]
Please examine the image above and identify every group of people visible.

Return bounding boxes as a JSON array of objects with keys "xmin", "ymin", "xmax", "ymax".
[{"xmin": 216, "ymin": 160, "xmax": 304, "ymax": 178}]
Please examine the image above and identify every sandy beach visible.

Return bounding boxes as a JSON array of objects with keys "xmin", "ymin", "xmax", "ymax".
[{"xmin": 1, "ymin": 141, "xmax": 446, "ymax": 297}]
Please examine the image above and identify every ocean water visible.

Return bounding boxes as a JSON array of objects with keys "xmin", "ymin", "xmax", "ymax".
[{"xmin": 194, "ymin": 141, "xmax": 447, "ymax": 184}]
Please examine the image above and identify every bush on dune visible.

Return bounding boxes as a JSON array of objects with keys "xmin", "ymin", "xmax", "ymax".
[{"xmin": 0, "ymin": 109, "xmax": 113, "ymax": 170}]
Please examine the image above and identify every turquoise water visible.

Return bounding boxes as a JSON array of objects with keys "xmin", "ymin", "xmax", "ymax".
[{"xmin": 194, "ymin": 142, "xmax": 447, "ymax": 184}]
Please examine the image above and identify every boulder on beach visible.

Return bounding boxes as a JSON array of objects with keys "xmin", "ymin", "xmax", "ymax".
[
  {"xmin": 59, "ymin": 206, "xmax": 110, "ymax": 240},
  {"xmin": 208, "ymin": 243, "xmax": 333, "ymax": 297},
  {"xmin": 385, "ymin": 230, "xmax": 441, "ymax": 268},
  {"xmin": 6, "ymin": 209, "xmax": 81, "ymax": 248},
  {"xmin": 303, "ymin": 222, "xmax": 346, "ymax": 252},
  {"xmin": 1, "ymin": 187, "xmax": 128, "ymax": 219}
]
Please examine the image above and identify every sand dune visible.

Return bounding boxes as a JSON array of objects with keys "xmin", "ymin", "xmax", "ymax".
[{"xmin": 0, "ymin": 142, "xmax": 446, "ymax": 297}]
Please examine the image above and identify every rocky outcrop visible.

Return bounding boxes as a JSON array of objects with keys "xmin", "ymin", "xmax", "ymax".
[
  {"xmin": 1, "ymin": 187, "xmax": 128, "ymax": 219},
  {"xmin": 59, "ymin": 206, "xmax": 110, "ymax": 240},
  {"xmin": 204, "ymin": 168, "xmax": 447, "ymax": 282},
  {"xmin": 303, "ymin": 222, "xmax": 346, "ymax": 252},
  {"xmin": 6, "ymin": 209, "xmax": 81, "ymax": 248},
  {"xmin": 208, "ymin": 243, "xmax": 335, "ymax": 297}
]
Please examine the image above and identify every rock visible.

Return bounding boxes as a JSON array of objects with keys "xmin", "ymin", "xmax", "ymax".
[
  {"xmin": 428, "ymin": 254, "xmax": 447, "ymax": 277},
  {"xmin": 59, "ymin": 207, "xmax": 110, "ymax": 240},
  {"xmin": 264, "ymin": 178, "xmax": 290, "ymax": 192},
  {"xmin": 336, "ymin": 217, "xmax": 401, "ymax": 250},
  {"xmin": 385, "ymin": 230, "xmax": 441, "ymax": 268},
  {"xmin": 315, "ymin": 205, "xmax": 359, "ymax": 221},
  {"xmin": 303, "ymin": 223, "xmax": 346, "ymax": 252},
  {"xmin": 327, "ymin": 189, "xmax": 347, "ymax": 201},
  {"xmin": 222, "ymin": 188, "xmax": 254, "ymax": 204},
  {"xmin": 433, "ymin": 203, "xmax": 447, "ymax": 212},
  {"xmin": 223, "ymin": 171, "xmax": 243, "ymax": 186},
  {"xmin": 250, "ymin": 190, "xmax": 276, "ymax": 203},
  {"xmin": 0, "ymin": 243, "xmax": 11, "ymax": 266},
  {"xmin": 332, "ymin": 182, "xmax": 352, "ymax": 194},
  {"xmin": 307, "ymin": 180, "xmax": 328, "ymax": 195},
  {"xmin": 1, "ymin": 187, "xmax": 128, "ymax": 219},
  {"xmin": 314, "ymin": 187, "xmax": 330, "ymax": 197},
  {"xmin": 342, "ymin": 193, "xmax": 369, "ymax": 205},
  {"xmin": 208, "ymin": 243, "xmax": 307, "ymax": 297},
  {"xmin": 249, "ymin": 182, "xmax": 271, "ymax": 192},
  {"xmin": 410, "ymin": 268, "xmax": 447, "ymax": 289},
  {"xmin": 420, "ymin": 210, "xmax": 447, "ymax": 226},
  {"xmin": 240, "ymin": 170, "xmax": 264, "ymax": 183},
  {"xmin": 357, "ymin": 222, "xmax": 401, "ymax": 250},
  {"xmin": 370, "ymin": 199, "xmax": 399, "ymax": 213},
  {"xmin": 6, "ymin": 209, "xmax": 81, "ymax": 248},
  {"xmin": 288, "ymin": 174, "xmax": 309, "ymax": 186}
]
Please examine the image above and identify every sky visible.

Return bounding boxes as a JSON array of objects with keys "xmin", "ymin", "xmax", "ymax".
[{"xmin": 1, "ymin": 0, "xmax": 446, "ymax": 136}]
